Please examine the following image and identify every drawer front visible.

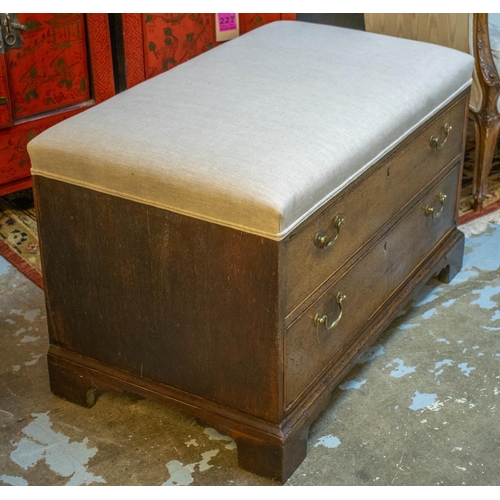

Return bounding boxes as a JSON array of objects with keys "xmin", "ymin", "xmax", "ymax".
[
  {"xmin": 284, "ymin": 96, "xmax": 467, "ymax": 316},
  {"xmin": 285, "ymin": 165, "xmax": 460, "ymax": 407}
]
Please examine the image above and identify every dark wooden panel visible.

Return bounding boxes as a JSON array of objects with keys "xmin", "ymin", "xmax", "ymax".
[{"xmin": 34, "ymin": 177, "xmax": 282, "ymax": 422}]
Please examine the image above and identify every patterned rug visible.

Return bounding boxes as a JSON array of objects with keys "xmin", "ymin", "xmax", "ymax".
[
  {"xmin": 459, "ymin": 136, "xmax": 500, "ymax": 223},
  {"xmin": 2, "ymin": 140, "xmax": 500, "ymax": 290},
  {"xmin": 0, "ymin": 189, "xmax": 43, "ymax": 289}
]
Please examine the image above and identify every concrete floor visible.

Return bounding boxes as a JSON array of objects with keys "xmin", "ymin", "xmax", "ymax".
[{"xmin": 1, "ymin": 222, "xmax": 500, "ymax": 486}]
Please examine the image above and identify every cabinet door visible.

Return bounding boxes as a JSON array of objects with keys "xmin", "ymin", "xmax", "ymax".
[
  {"xmin": 142, "ymin": 14, "xmax": 217, "ymax": 80},
  {"xmin": 0, "ymin": 13, "xmax": 115, "ymax": 195},
  {"xmin": 121, "ymin": 13, "xmax": 296, "ymax": 89},
  {"xmin": 240, "ymin": 14, "xmax": 282, "ymax": 34}
]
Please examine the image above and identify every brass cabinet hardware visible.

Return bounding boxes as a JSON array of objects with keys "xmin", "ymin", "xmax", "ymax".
[
  {"xmin": 425, "ymin": 192, "xmax": 447, "ymax": 219},
  {"xmin": 430, "ymin": 123, "xmax": 452, "ymax": 150},
  {"xmin": 0, "ymin": 13, "xmax": 27, "ymax": 50},
  {"xmin": 314, "ymin": 292, "xmax": 346, "ymax": 330},
  {"xmin": 314, "ymin": 213, "xmax": 344, "ymax": 249},
  {"xmin": 0, "ymin": 96, "xmax": 7, "ymax": 106}
]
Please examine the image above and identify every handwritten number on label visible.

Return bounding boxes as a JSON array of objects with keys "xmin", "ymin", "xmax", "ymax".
[{"xmin": 218, "ymin": 13, "xmax": 237, "ymax": 32}]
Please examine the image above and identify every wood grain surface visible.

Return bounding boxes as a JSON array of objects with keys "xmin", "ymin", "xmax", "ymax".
[
  {"xmin": 364, "ymin": 13, "xmax": 471, "ymax": 54},
  {"xmin": 35, "ymin": 177, "xmax": 282, "ymax": 423}
]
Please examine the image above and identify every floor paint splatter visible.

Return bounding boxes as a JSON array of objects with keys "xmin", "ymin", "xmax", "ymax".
[
  {"xmin": 9, "ymin": 309, "xmax": 41, "ymax": 322},
  {"xmin": 162, "ymin": 460, "xmax": 195, "ymax": 486},
  {"xmin": 0, "ymin": 475, "xmax": 28, "ymax": 486},
  {"xmin": 204, "ymin": 428, "xmax": 236, "ymax": 450},
  {"xmin": 463, "ymin": 225, "xmax": 500, "ymax": 273},
  {"xmin": 409, "ymin": 391, "xmax": 437, "ymax": 411},
  {"xmin": 458, "ymin": 363, "xmax": 476, "ymax": 377},
  {"xmin": 24, "ymin": 354, "xmax": 42, "ymax": 366},
  {"xmin": 449, "ymin": 269, "xmax": 479, "ymax": 286},
  {"xmin": 414, "ymin": 291, "xmax": 441, "ymax": 307},
  {"xmin": 314, "ymin": 435, "xmax": 341, "ymax": 449},
  {"xmin": 471, "ymin": 285, "xmax": 500, "ymax": 309},
  {"xmin": 9, "ymin": 413, "xmax": 105, "ymax": 486},
  {"xmin": 0, "ymin": 257, "xmax": 10, "ymax": 276},
  {"xmin": 198, "ymin": 450, "xmax": 219, "ymax": 472},
  {"xmin": 442, "ymin": 299, "xmax": 456, "ymax": 308},
  {"xmin": 162, "ymin": 449, "xmax": 219, "ymax": 485},
  {"xmin": 430, "ymin": 359, "xmax": 453, "ymax": 376},
  {"xmin": 204, "ymin": 428, "xmax": 231, "ymax": 442},
  {"xmin": 20, "ymin": 335, "xmax": 40, "ymax": 343},
  {"xmin": 339, "ymin": 379, "xmax": 366, "ymax": 390},
  {"xmin": 422, "ymin": 308, "xmax": 437, "ymax": 319},
  {"xmin": 387, "ymin": 358, "xmax": 416, "ymax": 378},
  {"xmin": 399, "ymin": 323, "xmax": 420, "ymax": 330}
]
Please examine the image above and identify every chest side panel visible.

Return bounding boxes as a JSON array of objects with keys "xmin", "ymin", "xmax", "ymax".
[{"xmin": 35, "ymin": 177, "xmax": 282, "ymax": 422}]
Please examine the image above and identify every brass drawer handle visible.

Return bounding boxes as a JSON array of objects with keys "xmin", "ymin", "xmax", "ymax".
[
  {"xmin": 314, "ymin": 214, "xmax": 344, "ymax": 249},
  {"xmin": 425, "ymin": 192, "xmax": 447, "ymax": 219},
  {"xmin": 314, "ymin": 292, "xmax": 346, "ymax": 330},
  {"xmin": 430, "ymin": 123, "xmax": 452, "ymax": 150}
]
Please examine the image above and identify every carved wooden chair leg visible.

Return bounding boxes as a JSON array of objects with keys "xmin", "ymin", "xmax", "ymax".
[
  {"xmin": 471, "ymin": 112, "xmax": 500, "ymax": 211},
  {"xmin": 471, "ymin": 13, "xmax": 500, "ymax": 211}
]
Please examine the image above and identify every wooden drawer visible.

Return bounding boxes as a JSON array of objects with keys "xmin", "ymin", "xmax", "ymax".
[
  {"xmin": 284, "ymin": 164, "xmax": 460, "ymax": 407},
  {"xmin": 284, "ymin": 96, "xmax": 467, "ymax": 316}
]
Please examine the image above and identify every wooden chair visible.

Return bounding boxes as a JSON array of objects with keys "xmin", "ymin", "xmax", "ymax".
[{"xmin": 365, "ymin": 13, "xmax": 500, "ymax": 211}]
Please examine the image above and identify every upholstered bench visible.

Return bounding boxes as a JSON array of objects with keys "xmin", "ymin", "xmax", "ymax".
[{"xmin": 28, "ymin": 22, "xmax": 474, "ymax": 483}]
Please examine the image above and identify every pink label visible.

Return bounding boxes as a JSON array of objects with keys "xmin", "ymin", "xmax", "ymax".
[{"xmin": 218, "ymin": 13, "xmax": 237, "ymax": 32}]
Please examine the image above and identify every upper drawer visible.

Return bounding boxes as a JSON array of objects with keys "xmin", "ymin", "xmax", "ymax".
[
  {"xmin": 284, "ymin": 96, "xmax": 467, "ymax": 317},
  {"xmin": 284, "ymin": 164, "xmax": 460, "ymax": 408}
]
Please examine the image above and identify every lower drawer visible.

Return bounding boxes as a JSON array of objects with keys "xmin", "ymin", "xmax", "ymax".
[{"xmin": 284, "ymin": 163, "xmax": 460, "ymax": 407}]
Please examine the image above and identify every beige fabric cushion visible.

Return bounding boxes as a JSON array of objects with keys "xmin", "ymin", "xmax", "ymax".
[{"xmin": 28, "ymin": 21, "xmax": 473, "ymax": 241}]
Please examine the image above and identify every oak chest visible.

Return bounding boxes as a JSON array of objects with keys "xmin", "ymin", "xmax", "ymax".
[{"xmin": 28, "ymin": 22, "xmax": 474, "ymax": 482}]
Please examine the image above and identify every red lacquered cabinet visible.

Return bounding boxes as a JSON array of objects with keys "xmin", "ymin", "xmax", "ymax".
[
  {"xmin": 121, "ymin": 14, "xmax": 296, "ymax": 89},
  {"xmin": 0, "ymin": 13, "xmax": 115, "ymax": 195}
]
